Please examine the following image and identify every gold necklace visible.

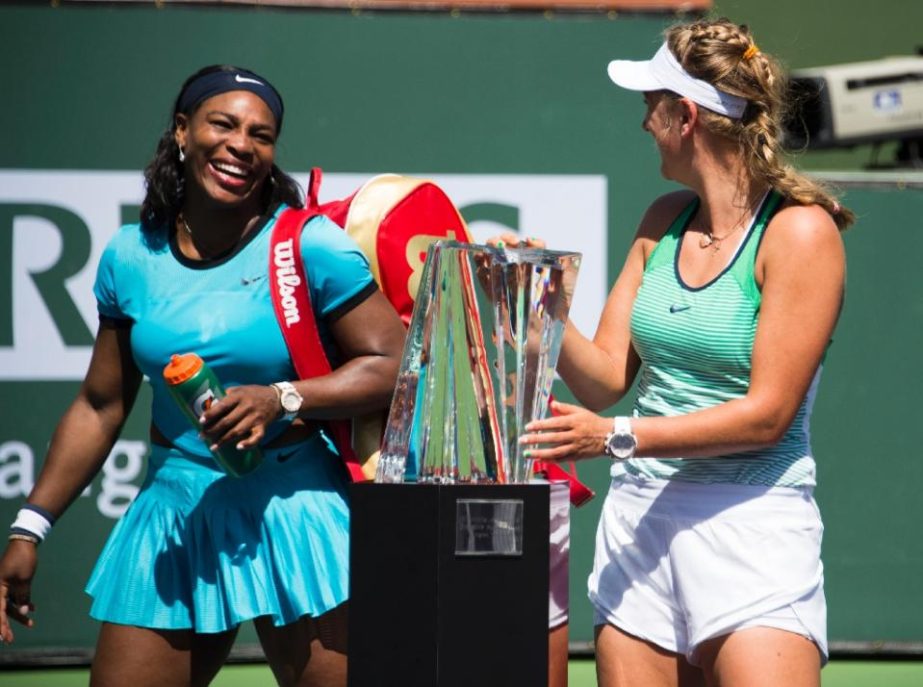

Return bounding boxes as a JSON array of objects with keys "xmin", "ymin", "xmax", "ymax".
[
  {"xmin": 699, "ymin": 222, "xmax": 746, "ymax": 252},
  {"xmin": 696, "ymin": 188, "xmax": 769, "ymax": 252}
]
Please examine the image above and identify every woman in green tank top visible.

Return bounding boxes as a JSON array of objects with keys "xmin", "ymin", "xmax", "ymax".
[{"xmin": 503, "ymin": 17, "xmax": 853, "ymax": 687}]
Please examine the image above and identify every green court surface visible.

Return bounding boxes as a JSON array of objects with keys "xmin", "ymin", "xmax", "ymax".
[
  {"xmin": 2, "ymin": 660, "xmax": 922, "ymax": 686},
  {"xmin": 570, "ymin": 659, "xmax": 923, "ymax": 686}
]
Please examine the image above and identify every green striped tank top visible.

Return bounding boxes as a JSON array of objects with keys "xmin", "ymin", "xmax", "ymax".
[{"xmin": 618, "ymin": 190, "xmax": 821, "ymax": 487}]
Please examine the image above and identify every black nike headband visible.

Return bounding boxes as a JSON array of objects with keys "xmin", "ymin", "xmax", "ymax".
[{"xmin": 176, "ymin": 68, "xmax": 284, "ymax": 131}]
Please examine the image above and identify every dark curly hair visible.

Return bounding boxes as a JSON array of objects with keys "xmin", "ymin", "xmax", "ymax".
[{"xmin": 140, "ymin": 65, "xmax": 303, "ymax": 229}]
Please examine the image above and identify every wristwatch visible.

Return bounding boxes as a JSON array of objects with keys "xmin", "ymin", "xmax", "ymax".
[
  {"xmin": 271, "ymin": 381, "xmax": 303, "ymax": 422},
  {"xmin": 604, "ymin": 416, "xmax": 637, "ymax": 461}
]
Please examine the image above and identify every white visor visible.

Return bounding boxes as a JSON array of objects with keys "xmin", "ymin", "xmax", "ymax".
[{"xmin": 607, "ymin": 42, "xmax": 748, "ymax": 119}]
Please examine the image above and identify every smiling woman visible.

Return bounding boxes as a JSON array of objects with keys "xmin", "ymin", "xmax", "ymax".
[
  {"xmin": 143, "ymin": 66, "xmax": 302, "ymax": 261},
  {"xmin": 0, "ymin": 65, "xmax": 407, "ymax": 687},
  {"xmin": 175, "ymin": 90, "xmax": 278, "ymax": 231}
]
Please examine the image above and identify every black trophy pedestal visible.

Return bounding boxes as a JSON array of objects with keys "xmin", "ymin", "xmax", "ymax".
[{"xmin": 348, "ymin": 482, "xmax": 550, "ymax": 687}]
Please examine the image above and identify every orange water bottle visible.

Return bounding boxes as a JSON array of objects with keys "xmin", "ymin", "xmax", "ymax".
[{"xmin": 162, "ymin": 353, "xmax": 263, "ymax": 477}]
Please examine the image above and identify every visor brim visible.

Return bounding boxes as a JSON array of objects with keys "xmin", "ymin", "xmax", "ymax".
[{"xmin": 606, "ymin": 59, "xmax": 664, "ymax": 92}]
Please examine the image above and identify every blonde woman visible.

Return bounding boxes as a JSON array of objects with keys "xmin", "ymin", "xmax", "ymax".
[{"xmin": 509, "ymin": 18, "xmax": 852, "ymax": 687}]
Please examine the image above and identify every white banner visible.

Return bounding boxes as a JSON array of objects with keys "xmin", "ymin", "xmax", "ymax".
[{"xmin": 0, "ymin": 170, "xmax": 608, "ymax": 380}]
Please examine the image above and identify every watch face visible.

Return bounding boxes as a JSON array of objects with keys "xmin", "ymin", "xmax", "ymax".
[
  {"xmin": 281, "ymin": 390, "xmax": 302, "ymax": 413},
  {"xmin": 607, "ymin": 432, "xmax": 637, "ymax": 460}
]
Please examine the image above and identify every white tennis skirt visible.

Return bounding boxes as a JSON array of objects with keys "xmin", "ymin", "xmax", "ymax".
[{"xmin": 588, "ymin": 473, "xmax": 827, "ymax": 664}]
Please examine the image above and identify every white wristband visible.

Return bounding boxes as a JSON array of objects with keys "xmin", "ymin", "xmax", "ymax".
[{"xmin": 11, "ymin": 505, "xmax": 54, "ymax": 542}]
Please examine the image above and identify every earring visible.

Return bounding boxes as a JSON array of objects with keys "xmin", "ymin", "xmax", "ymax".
[{"xmin": 178, "ymin": 148, "xmax": 186, "ymax": 163}]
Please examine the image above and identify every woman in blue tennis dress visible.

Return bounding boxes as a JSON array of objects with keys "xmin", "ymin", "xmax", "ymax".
[{"xmin": 0, "ymin": 65, "xmax": 406, "ymax": 687}]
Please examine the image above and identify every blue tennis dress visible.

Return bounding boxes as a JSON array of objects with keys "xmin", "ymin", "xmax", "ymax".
[{"xmin": 85, "ymin": 204, "xmax": 376, "ymax": 633}]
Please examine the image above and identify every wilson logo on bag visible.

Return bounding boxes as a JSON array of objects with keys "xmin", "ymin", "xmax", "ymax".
[{"xmin": 270, "ymin": 168, "xmax": 472, "ymax": 482}]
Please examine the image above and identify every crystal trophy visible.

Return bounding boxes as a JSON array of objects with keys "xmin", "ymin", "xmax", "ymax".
[{"xmin": 376, "ymin": 240, "xmax": 581, "ymax": 484}]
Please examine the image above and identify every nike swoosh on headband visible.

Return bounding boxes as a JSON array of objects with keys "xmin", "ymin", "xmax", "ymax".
[{"xmin": 235, "ymin": 74, "xmax": 264, "ymax": 86}]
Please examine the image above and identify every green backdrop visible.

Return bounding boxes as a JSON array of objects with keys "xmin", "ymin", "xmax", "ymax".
[{"xmin": 1, "ymin": 0, "xmax": 921, "ymax": 659}]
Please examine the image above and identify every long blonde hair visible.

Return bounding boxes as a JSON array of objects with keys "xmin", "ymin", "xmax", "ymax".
[{"xmin": 666, "ymin": 18, "xmax": 854, "ymax": 230}]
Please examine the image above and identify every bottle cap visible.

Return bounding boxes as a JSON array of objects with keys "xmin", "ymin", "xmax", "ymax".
[{"xmin": 163, "ymin": 353, "xmax": 203, "ymax": 385}]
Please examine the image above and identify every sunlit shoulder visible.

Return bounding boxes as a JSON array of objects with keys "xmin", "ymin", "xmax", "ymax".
[{"xmin": 764, "ymin": 202, "xmax": 844, "ymax": 254}]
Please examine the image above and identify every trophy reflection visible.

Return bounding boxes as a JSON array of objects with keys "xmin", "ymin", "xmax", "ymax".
[{"xmin": 376, "ymin": 240, "xmax": 581, "ymax": 485}]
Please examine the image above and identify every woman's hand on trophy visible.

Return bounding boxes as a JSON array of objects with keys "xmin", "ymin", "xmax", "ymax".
[{"xmin": 518, "ymin": 400, "xmax": 611, "ymax": 462}]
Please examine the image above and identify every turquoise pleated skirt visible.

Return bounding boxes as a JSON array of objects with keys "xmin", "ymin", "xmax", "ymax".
[{"xmin": 85, "ymin": 435, "xmax": 350, "ymax": 633}]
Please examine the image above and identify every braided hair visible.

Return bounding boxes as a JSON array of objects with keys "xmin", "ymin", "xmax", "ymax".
[{"xmin": 665, "ymin": 18, "xmax": 854, "ymax": 230}]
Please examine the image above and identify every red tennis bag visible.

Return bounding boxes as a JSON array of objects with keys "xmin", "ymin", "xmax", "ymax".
[
  {"xmin": 270, "ymin": 168, "xmax": 471, "ymax": 482},
  {"xmin": 270, "ymin": 168, "xmax": 593, "ymax": 505}
]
